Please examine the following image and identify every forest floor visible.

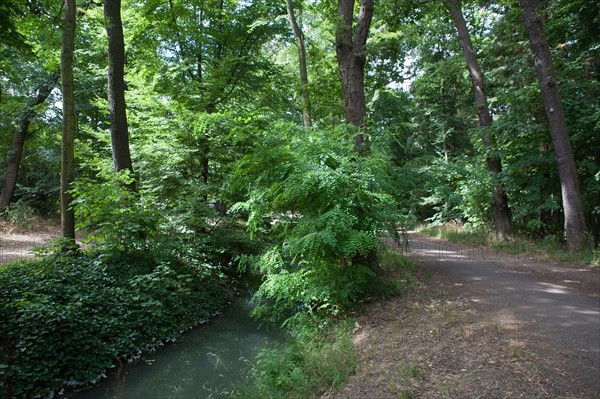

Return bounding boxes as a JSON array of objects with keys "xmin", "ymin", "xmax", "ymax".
[{"xmin": 324, "ymin": 233, "xmax": 600, "ymax": 399}]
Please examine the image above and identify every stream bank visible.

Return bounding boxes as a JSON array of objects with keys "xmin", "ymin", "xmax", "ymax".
[{"xmin": 61, "ymin": 296, "xmax": 279, "ymax": 399}]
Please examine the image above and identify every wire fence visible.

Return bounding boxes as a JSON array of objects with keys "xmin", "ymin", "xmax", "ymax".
[{"xmin": 0, "ymin": 241, "xmax": 39, "ymax": 264}]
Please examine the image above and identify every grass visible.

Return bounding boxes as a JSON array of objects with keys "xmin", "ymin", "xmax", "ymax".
[
  {"xmin": 419, "ymin": 223, "xmax": 489, "ymax": 246},
  {"xmin": 235, "ymin": 250, "xmax": 417, "ymax": 399},
  {"xmin": 397, "ymin": 362, "xmax": 426, "ymax": 382},
  {"xmin": 236, "ymin": 320, "xmax": 357, "ymax": 399},
  {"xmin": 234, "ymin": 249, "xmax": 417, "ymax": 399},
  {"xmin": 418, "ymin": 223, "xmax": 599, "ymax": 267}
]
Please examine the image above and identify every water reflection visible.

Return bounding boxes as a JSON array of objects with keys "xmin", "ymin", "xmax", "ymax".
[{"xmin": 62, "ymin": 297, "xmax": 278, "ymax": 399}]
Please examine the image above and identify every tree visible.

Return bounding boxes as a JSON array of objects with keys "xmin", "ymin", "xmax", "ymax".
[
  {"xmin": 520, "ymin": 0, "xmax": 587, "ymax": 251},
  {"xmin": 104, "ymin": 0, "xmax": 135, "ymax": 188},
  {"xmin": 335, "ymin": 0, "xmax": 374, "ymax": 154},
  {"xmin": 285, "ymin": 0, "xmax": 312, "ymax": 129},
  {"xmin": 0, "ymin": 0, "xmax": 30, "ymax": 51},
  {"xmin": 445, "ymin": 0, "xmax": 512, "ymax": 241},
  {"xmin": 125, "ymin": 0, "xmax": 287, "ymax": 189},
  {"xmin": 60, "ymin": 0, "xmax": 76, "ymax": 240},
  {"xmin": 0, "ymin": 72, "xmax": 58, "ymax": 212}
]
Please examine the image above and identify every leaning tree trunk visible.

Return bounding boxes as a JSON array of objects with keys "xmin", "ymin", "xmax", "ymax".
[
  {"xmin": 520, "ymin": 0, "xmax": 587, "ymax": 252},
  {"xmin": 0, "ymin": 73, "xmax": 58, "ymax": 212},
  {"xmin": 104, "ymin": 0, "xmax": 135, "ymax": 190},
  {"xmin": 61, "ymin": 0, "xmax": 76, "ymax": 241},
  {"xmin": 446, "ymin": 0, "xmax": 512, "ymax": 241},
  {"xmin": 285, "ymin": 0, "xmax": 312, "ymax": 129},
  {"xmin": 335, "ymin": 0, "xmax": 374, "ymax": 155}
]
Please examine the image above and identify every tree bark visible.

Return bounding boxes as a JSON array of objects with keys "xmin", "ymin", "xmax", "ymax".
[
  {"xmin": 104, "ymin": 0, "xmax": 135, "ymax": 189},
  {"xmin": 0, "ymin": 73, "xmax": 59, "ymax": 212},
  {"xmin": 446, "ymin": 0, "xmax": 512, "ymax": 241},
  {"xmin": 592, "ymin": 146, "xmax": 600, "ymax": 247},
  {"xmin": 285, "ymin": 0, "xmax": 312, "ymax": 129},
  {"xmin": 61, "ymin": 0, "xmax": 76, "ymax": 241},
  {"xmin": 335, "ymin": 0, "xmax": 374, "ymax": 155},
  {"xmin": 520, "ymin": 0, "xmax": 587, "ymax": 251}
]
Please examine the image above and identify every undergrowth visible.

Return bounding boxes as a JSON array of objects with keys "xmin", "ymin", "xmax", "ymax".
[
  {"xmin": 225, "ymin": 125, "xmax": 417, "ymax": 398},
  {"xmin": 236, "ymin": 320, "xmax": 357, "ymax": 399},
  {"xmin": 0, "ymin": 239, "xmax": 231, "ymax": 399},
  {"xmin": 234, "ymin": 248, "xmax": 415, "ymax": 399},
  {"xmin": 419, "ymin": 223, "xmax": 599, "ymax": 267}
]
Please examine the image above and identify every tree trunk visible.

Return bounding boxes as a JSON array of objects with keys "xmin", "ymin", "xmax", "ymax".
[
  {"xmin": 592, "ymin": 146, "xmax": 600, "ymax": 247},
  {"xmin": 335, "ymin": 0, "xmax": 374, "ymax": 155},
  {"xmin": 446, "ymin": 0, "xmax": 512, "ymax": 241},
  {"xmin": 61, "ymin": 0, "xmax": 76, "ymax": 241},
  {"xmin": 104, "ymin": 0, "xmax": 135, "ymax": 189},
  {"xmin": 285, "ymin": 0, "xmax": 312, "ymax": 129},
  {"xmin": 0, "ymin": 73, "xmax": 58, "ymax": 212},
  {"xmin": 520, "ymin": 0, "xmax": 587, "ymax": 251}
]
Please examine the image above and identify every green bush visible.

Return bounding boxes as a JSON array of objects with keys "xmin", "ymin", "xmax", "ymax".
[
  {"xmin": 71, "ymin": 170, "xmax": 160, "ymax": 250},
  {"xmin": 228, "ymin": 125, "xmax": 400, "ymax": 326},
  {"xmin": 2, "ymin": 202, "xmax": 44, "ymax": 230},
  {"xmin": 238, "ymin": 321, "xmax": 357, "ymax": 399},
  {"xmin": 0, "ymin": 244, "xmax": 230, "ymax": 399}
]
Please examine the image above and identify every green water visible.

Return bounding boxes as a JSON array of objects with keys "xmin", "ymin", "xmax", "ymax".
[{"xmin": 61, "ymin": 296, "xmax": 278, "ymax": 399}]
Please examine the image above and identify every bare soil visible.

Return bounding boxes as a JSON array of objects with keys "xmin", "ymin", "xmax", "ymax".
[
  {"xmin": 324, "ymin": 234, "xmax": 600, "ymax": 399},
  {"xmin": 0, "ymin": 220, "xmax": 61, "ymax": 264}
]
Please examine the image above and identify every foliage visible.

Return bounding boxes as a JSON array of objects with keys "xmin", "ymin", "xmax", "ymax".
[
  {"xmin": 71, "ymin": 169, "xmax": 159, "ymax": 250},
  {"xmin": 228, "ymin": 124, "xmax": 401, "ymax": 326},
  {"xmin": 1, "ymin": 0, "xmax": 599, "ymax": 395},
  {"xmin": 392, "ymin": 156, "xmax": 494, "ymax": 227},
  {"xmin": 3, "ymin": 0, "xmax": 597, "ymax": 247},
  {"xmin": 2, "ymin": 202, "xmax": 46, "ymax": 230},
  {"xmin": 238, "ymin": 320, "xmax": 357, "ymax": 399},
  {"xmin": 419, "ymin": 222, "xmax": 491, "ymax": 247},
  {"xmin": 0, "ymin": 241, "xmax": 230, "ymax": 399},
  {"xmin": 420, "ymin": 222, "xmax": 599, "ymax": 266}
]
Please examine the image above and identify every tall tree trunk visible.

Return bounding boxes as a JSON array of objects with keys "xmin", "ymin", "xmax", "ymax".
[
  {"xmin": 335, "ymin": 0, "xmax": 374, "ymax": 155},
  {"xmin": 104, "ymin": 0, "xmax": 135, "ymax": 189},
  {"xmin": 0, "ymin": 73, "xmax": 58, "ymax": 212},
  {"xmin": 285, "ymin": 0, "xmax": 312, "ymax": 129},
  {"xmin": 61, "ymin": 0, "xmax": 76, "ymax": 241},
  {"xmin": 520, "ymin": 0, "xmax": 587, "ymax": 252},
  {"xmin": 446, "ymin": 0, "xmax": 512, "ymax": 241},
  {"xmin": 592, "ymin": 146, "xmax": 600, "ymax": 247}
]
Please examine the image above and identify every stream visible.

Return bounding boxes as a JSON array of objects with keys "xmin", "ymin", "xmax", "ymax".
[{"xmin": 61, "ymin": 296, "xmax": 279, "ymax": 399}]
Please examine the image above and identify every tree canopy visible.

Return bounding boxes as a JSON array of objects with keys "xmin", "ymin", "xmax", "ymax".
[
  {"xmin": 0, "ymin": 0, "xmax": 597, "ymax": 256},
  {"xmin": 1, "ymin": 0, "xmax": 599, "ymax": 395},
  {"xmin": 0, "ymin": 0, "xmax": 597, "ymax": 253}
]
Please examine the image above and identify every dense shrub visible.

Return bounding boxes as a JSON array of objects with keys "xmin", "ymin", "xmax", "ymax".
[
  {"xmin": 238, "ymin": 321, "xmax": 357, "ymax": 399},
  {"xmin": 0, "ymin": 243, "xmax": 230, "ymax": 399},
  {"xmin": 228, "ymin": 125, "xmax": 401, "ymax": 326}
]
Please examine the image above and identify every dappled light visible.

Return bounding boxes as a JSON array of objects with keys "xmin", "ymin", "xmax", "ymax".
[
  {"xmin": 405, "ymin": 233, "xmax": 599, "ymax": 395},
  {"xmin": 1, "ymin": 0, "xmax": 598, "ymax": 397}
]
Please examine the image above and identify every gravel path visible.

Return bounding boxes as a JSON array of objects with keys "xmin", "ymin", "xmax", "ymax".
[
  {"xmin": 408, "ymin": 233, "xmax": 600, "ymax": 396},
  {"xmin": 328, "ymin": 232, "xmax": 599, "ymax": 398}
]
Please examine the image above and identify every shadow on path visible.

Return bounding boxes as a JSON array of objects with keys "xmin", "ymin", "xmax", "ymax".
[{"xmin": 403, "ymin": 233, "xmax": 600, "ymax": 396}]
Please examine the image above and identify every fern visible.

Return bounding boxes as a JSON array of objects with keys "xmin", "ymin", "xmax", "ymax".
[{"xmin": 227, "ymin": 123, "xmax": 400, "ymax": 325}]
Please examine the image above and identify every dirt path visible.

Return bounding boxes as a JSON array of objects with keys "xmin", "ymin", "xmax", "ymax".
[
  {"xmin": 326, "ymin": 233, "xmax": 600, "ymax": 398},
  {"xmin": 0, "ymin": 222, "xmax": 61, "ymax": 264}
]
